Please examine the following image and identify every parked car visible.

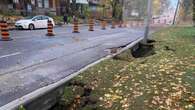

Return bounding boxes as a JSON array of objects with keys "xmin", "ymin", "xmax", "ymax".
[{"xmin": 15, "ymin": 15, "xmax": 55, "ymax": 30}]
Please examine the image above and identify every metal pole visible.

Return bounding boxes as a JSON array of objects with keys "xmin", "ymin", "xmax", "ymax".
[
  {"xmin": 173, "ymin": 0, "xmax": 180, "ymax": 25},
  {"xmin": 143, "ymin": 0, "xmax": 152, "ymax": 44}
]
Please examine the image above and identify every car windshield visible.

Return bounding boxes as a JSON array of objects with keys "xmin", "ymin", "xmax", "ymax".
[{"xmin": 24, "ymin": 16, "xmax": 34, "ymax": 19}]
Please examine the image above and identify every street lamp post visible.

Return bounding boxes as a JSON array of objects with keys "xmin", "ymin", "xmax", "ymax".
[{"xmin": 143, "ymin": 0, "xmax": 152, "ymax": 44}]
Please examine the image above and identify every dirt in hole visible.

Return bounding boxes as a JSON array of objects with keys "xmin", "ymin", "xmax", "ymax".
[
  {"xmin": 51, "ymin": 80, "xmax": 99, "ymax": 110},
  {"xmin": 113, "ymin": 40, "xmax": 156, "ymax": 61},
  {"xmin": 164, "ymin": 46, "xmax": 176, "ymax": 52},
  {"xmin": 132, "ymin": 42, "xmax": 156, "ymax": 58},
  {"xmin": 147, "ymin": 39, "xmax": 156, "ymax": 43}
]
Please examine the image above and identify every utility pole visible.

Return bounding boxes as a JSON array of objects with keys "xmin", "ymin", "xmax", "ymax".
[
  {"xmin": 143, "ymin": 0, "xmax": 152, "ymax": 44},
  {"xmin": 173, "ymin": 0, "xmax": 180, "ymax": 25}
]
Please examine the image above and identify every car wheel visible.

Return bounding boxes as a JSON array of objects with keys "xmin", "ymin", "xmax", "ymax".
[{"xmin": 29, "ymin": 24, "xmax": 35, "ymax": 30}]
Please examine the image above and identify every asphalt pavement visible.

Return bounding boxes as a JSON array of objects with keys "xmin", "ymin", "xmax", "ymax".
[{"xmin": 0, "ymin": 25, "xmax": 145, "ymax": 108}]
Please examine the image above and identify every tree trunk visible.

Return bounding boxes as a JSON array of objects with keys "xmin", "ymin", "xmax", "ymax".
[
  {"xmin": 64, "ymin": 0, "xmax": 70, "ymax": 15},
  {"xmin": 193, "ymin": 0, "xmax": 195, "ymax": 26},
  {"xmin": 72, "ymin": 0, "xmax": 77, "ymax": 16}
]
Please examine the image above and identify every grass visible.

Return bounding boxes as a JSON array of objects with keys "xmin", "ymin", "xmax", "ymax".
[{"xmin": 52, "ymin": 27, "xmax": 195, "ymax": 110}]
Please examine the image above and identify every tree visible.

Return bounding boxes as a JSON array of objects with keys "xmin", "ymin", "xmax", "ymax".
[
  {"xmin": 183, "ymin": 0, "xmax": 192, "ymax": 14},
  {"xmin": 179, "ymin": 0, "xmax": 193, "ymax": 20},
  {"xmin": 153, "ymin": 0, "xmax": 170, "ymax": 15},
  {"xmin": 104, "ymin": 0, "xmax": 123, "ymax": 20},
  {"xmin": 72, "ymin": 0, "xmax": 77, "ymax": 16},
  {"xmin": 176, "ymin": 0, "xmax": 193, "ymax": 25},
  {"xmin": 192, "ymin": 0, "xmax": 195, "ymax": 26},
  {"xmin": 61, "ymin": 0, "xmax": 71, "ymax": 15},
  {"xmin": 109, "ymin": 0, "xmax": 120, "ymax": 19}
]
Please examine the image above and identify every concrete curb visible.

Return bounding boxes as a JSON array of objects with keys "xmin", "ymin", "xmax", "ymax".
[{"xmin": 0, "ymin": 37, "xmax": 143, "ymax": 110}]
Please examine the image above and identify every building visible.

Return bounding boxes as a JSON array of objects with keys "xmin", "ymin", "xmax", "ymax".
[
  {"xmin": 14, "ymin": 0, "xmax": 60, "ymax": 15},
  {"xmin": 0, "ymin": 0, "xmax": 13, "ymax": 13},
  {"xmin": 0, "ymin": 0, "xmax": 61, "ymax": 16},
  {"xmin": 0, "ymin": 0, "xmax": 91, "ymax": 16}
]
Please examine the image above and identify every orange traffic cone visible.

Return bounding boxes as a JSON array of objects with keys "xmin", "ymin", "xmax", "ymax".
[
  {"xmin": 141, "ymin": 21, "xmax": 144, "ymax": 27},
  {"xmin": 46, "ymin": 20, "xmax": 55, "ymax": 36},
  {"xmin": 118, "ymin": 21, "xmax": 123, "ymax": 28},
  {"xmin": 123, "ymin": 21, "xmax": 127, "ymax": 28},
  {"xmin": 111, "ymin": 20, "xmax": 116, "ymax": 29},
  {"xmin": 129, "ymin": 21, "xmax": 132, "ymax": 27},
  {"xmin": 73, "ymin": 19, "xmax": 79, "ymax": 33},
  {"xmin": 101, "ymin": 20, "xmax": 106, "ymax": 30},
  {"xmin": 0, "ymin": 21, "xmax": 12, "ymax": 41},
  {"xmin": 88, "ymin": 18, "xmax": 94, "ymax": 31}
]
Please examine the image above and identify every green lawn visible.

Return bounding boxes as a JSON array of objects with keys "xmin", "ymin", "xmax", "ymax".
[{"xmin": 53, "ymin": 27, "xmax": 195, "ymax": 110}]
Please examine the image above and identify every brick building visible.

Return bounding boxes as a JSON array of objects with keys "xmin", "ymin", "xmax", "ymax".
[
  {"xmin": 88, "ymin": 0, "xmax": 112, "ymax": 19},
  {"xmin": 0, "ymin": 0, "xmax": 13, "ymax": 12},
  {"xmin": 0, "ymin": 0, "xmax": 61, "ymax": 16},
  {"xmin": 0, "ymin": 0, "xmax": 91, "ymax": 16}
]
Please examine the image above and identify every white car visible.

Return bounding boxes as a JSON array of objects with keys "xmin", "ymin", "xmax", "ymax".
[{"xmin": 15, "ymin": 15, "xmax": 55, "ymax": 30}]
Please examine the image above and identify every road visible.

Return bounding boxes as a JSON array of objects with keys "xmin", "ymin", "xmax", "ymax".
[{"xmin": 0, "ymin": 25, "xmax": 145, "ymax": 109}]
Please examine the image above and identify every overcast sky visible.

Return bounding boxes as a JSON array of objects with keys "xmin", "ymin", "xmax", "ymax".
[{"xmin": 170, "ymin": 0, "xmax": 178, "ymax": 9}]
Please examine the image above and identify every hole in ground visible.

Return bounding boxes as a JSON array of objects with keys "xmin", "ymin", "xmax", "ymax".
[
  {"xmin": 132, "ymin": 43, "xmax": 156, "ymax": 58},
  {"xmin": 50, "ymin": 80, "xmax": 98, "ymax": 110}
]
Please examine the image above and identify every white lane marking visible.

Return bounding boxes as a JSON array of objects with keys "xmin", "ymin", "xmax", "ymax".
[{"xmin": 0, "ymin": 52, "xmax": 21, "ymax": 59}]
